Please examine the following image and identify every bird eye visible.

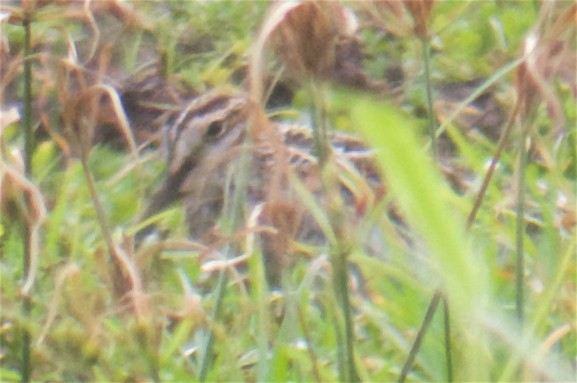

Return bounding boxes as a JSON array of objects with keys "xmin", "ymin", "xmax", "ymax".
[{"xmin": 204, "ymin": 120, "xmax": 225, "ymax": 140}]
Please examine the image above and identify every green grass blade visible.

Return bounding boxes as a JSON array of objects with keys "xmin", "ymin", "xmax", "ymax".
[{"xmin": 343, "ymin": 93, "xmax": 491, "ymax": 380}]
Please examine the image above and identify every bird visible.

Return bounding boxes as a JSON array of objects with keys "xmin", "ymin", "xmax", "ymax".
[{"xmin": 137, "ymin": 88, "xmax": 383, "ymax": 285}]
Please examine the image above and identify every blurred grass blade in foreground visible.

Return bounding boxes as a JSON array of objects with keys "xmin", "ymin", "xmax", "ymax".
[{"xmin": 338, "ymin": 92, "xmax": 491, "ymax": 379}]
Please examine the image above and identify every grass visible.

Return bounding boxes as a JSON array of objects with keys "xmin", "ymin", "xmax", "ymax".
[{"xmin": 1, "ymin": 1, "xmax": 575, "ymax": 382}]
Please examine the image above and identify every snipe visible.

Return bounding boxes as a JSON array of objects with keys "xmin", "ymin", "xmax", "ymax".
[{"xmin": 138, "ymin": 89, "xmax": 383, "ymax": 284}]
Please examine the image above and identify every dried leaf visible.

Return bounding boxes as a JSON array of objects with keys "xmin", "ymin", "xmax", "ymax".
[
  {"xmin": 515, "ymin": 2, "xmax": 576, "ymax": 132},
  {"xmin": 404, "ymin": 0, "xmax": 435, "ymax": 39}
]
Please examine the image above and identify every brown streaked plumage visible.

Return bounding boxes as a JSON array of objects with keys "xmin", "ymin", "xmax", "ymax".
[{"xmin": 138, "ymin": 89, "xmax": 382, "ymax": 284}]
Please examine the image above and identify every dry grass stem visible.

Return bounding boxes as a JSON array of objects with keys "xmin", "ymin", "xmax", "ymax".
[{"xmin": 1, "ymin": 164, "xmax": 47, "ymax": 296}]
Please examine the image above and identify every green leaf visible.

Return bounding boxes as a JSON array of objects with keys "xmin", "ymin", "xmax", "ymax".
[{"xmin": 336, "ymin": 91, "xmax": 491, "ymax": 378}]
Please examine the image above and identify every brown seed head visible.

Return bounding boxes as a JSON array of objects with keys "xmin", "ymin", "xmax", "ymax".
[
  {"xmin": 404, "ymin": 0, "xmax": 435, "ymax": 40},
  {"xmin": 269, "ymin": 1, "xmax": 358, "ymax": 82}
]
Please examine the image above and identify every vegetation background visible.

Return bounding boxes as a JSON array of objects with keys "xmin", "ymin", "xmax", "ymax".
[{"xmin": 1, "ymin": 0, "xmax": 575, "ymax": 382}]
